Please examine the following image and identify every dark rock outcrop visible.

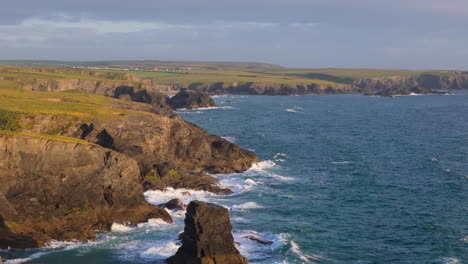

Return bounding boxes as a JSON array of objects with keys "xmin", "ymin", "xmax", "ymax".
[
  {"xmin": 168, "ymin": 201, "xmax": 248, "ymax": 264},
  {"xmin": 113, "ymin": 86, "xmax": 174, "ymax": 116},
  {"xmin": 167, "ymin": 88, "xmax": 217, "ymax": 109},
  {"xmin": 159, "ymin": 199, "xmax": 186, "ymax": 211},
  {"xmin": 0, "ymin": 134, "xmax": 171, "ymax": 248}
]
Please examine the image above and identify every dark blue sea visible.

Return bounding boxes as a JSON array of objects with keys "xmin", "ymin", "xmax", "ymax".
[{"xmin": 2, "ymin": 92, "xmax": 467, "ymax": 264}]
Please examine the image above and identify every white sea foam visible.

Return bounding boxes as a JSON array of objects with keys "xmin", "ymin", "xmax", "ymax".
[
  {"xmin": 141, "ymin": 242, "xmax": 180, "ymax": 258},
  {"xmin": 4, "ymin": 252, "xmax": 48, "ymax": 264},
  {"xmin": 289, "ymin": 240, "xmax": 322, "ymax": 263},
  {"xmin": 434, "ymin": 257, "xmax": 461, "ymax": 264},
  {"xmin": 234, "ymin": 230, "xmax": 286, "ymax": 260},
  {"xmin": 222, "ymin": 136, "xmax": 237, "ymax": 143},
  {"xmin": 232, "ymin": 202, "xmax": 264, "ymax": 210},
  {"xmin": 178, "ymin": 106, "xmax": 233, "ymax": 111},
  {"xmin": 286, "ymin": 106, "xmax": 303, "ymax": 113},
  {"xmin": 332, "ymin": 161, "xmax": 351, "ymax": 164},
  {"xmin": 273, "ymin": 153, "xmax": 288, "ymax": 163},
  {"xmin": 181, "ymin": 110, "xmax": 204, "ymax": 114},
  {"xmin": 4, "ymin": 240, "xmax": 86, "ymax": 264},
  {"xmin": 111, "ymin": 223, "xmax": 135, "ymax": 233},
  {"xmin": 145, "ymin": 187, "xmax": 216, "ymax": 207},
  {"xmin": 136, "ymin": 218, "xmax": 174, "ymax": 229},
  {"xmin": 249, "ymin": 160, "xmax": 277, "ymax": 171}
]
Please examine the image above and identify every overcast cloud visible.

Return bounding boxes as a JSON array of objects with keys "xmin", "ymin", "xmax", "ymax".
[{"xmin": 1, "ymin": 0, "xmax": 468, "ymax": 69}]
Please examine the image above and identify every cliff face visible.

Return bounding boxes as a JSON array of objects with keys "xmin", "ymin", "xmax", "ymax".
[
  {"xmin": 0, "ymin": 134, "xmax": 171, "ymax": 248},
  {"xmin": 20, "ymin": 112, "xmax": 259, "ymax": 192},
  {"xmin": 187, "ymin": 82, "xmax": 354, "ymax": 95},
  {"xmin": 76, "ymin": 114, "xmax": 259, "ymax": 175},
  {"xmin": 354, "ymin": 73, "xmax": 468, "ymax": 94}
]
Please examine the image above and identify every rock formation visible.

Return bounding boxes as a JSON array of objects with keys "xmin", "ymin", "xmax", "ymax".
[
  {"xmin": 159, "ymin": 199, "xmax": 186, "ymax": 211},
  {"xmin": 356, "ymin": 73, "xmax": 468, "ymax": 96},
  {"xmin": 167, "ymin": 88, "xmax": 217, "ymax": 109},
  {"xmin": 0, "ymin": 134, "xmax": 171, "ymax": 248},
  {"xmin": 20, "ymin": 112, "xmax": 259, "ymax": 192},
  {"xmin": 167, "ymin": 201, "xmax": 248, "ymax": 264}
]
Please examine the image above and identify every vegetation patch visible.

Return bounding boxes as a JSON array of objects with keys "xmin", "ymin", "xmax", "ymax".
[
  {"xmin": 168, "ymin": 169, "xmax": 182, "ymax": 180},
  {"xmin": 144, "ymin": 169, "xmax": 160, "ymax": 185},
  {"xmin": 0, "ymin": 109, "xmax": 22, "ymax": 131}
]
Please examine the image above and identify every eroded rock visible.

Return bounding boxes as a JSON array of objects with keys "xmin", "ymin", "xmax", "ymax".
[
  {"xmin": 168, "ymin": 200, "xmax": 248, "ymax": 264},
  {"xmin": 0, "ymin": 134, "xmax": 171, "ymax": 248}
]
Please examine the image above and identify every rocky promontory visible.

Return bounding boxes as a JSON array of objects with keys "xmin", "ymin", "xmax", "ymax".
[
  {"xmin": 0, "ymin": 134, "xmax": 171, "ymax": 248},
  {"xmin": 167, "ymin": 88, "xmax": 217, "ymax": 109},
  {"xmin": 168, "ymin": 200, "xmax": 248, "ymax": 264}
]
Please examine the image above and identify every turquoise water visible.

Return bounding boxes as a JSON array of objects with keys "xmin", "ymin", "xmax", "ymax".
[{"xmin": 2, "ymin": 93, "xmax": 467, "ymax": 263}]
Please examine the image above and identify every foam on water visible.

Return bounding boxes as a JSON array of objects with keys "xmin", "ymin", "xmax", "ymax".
[
  {"xmin": 111, "ymin": 223, "xmax": 135, "ymax": 233},
  {"xmin": 145, "ymin": 187, "xmax": 217, "ymax": 206},
  {"xmin": 141, "ymin": 241, "xmax": 180, "ymax": 259},
  {"xmin": 249, "ymin": 160, "xmax": 277, "ymax": 171},
  {"xmin": 273, "ymin": 153, "xmax": 288, "ymax": 163},
  {"xmin": 232, "ymin": 202, "xmax": 264, "ymax": 210},
  {"xmin": 4, "ymin": 252, "xmax": 48, "ymax": 264},
  {"xmin": 332, "ymin": 161, "xmax": 351, "ymax": 164},
  {"xmin": 136, "ymin": 218, "xmax": 174, "ymax": 229},
  {"xmin": 234, "ymin": 230, "xmax": 287, "ymax": 261},
  {"xmin": 178, "ymin": 106, "xmax": 233, "ymax": 111},
  {"xmin": 434, "ymin": 257, "xmax": 461, "ymax": 264},
  {"xmin": 222, "ymin": 136, "xmax": 237, "ymax": 142}
]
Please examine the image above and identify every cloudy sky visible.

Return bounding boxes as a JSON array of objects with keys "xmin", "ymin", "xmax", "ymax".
[{"xmin": 1, "ymin": 0, "xmax": 468, "ymax": 69}]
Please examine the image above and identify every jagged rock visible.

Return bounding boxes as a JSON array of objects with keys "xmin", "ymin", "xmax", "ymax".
[
  {"xmin": 167, "ymin": 88, "xmax": 217, "ymax": 109},
  {"xmin": 112, "ymin": 86, "xmax": 174, "ymax": 116},
  {"xmin": 244, "ymin": 235, "xmax": 273, "ymax": 245},
  {"xmin": 168, "ymin": 201, "xmax": 248, "ymax": 264},
  {"xmin": 160, "ymin": 199, "xmax": 186, "ymax": 211},
  {"xmin": 0, "ymin": 134, "xmax": 171, "ymax": 248}
]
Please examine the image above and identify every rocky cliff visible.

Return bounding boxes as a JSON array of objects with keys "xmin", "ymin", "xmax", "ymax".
[
  {"xmin": 354, "ymin": 73, "xmax": 468, "ymax": 95},
  {"xmin": 19, "ymin": 111, "xmax": 259, "ymax": 193},
  {"xmin": 187, "ymin": 81, "xmax": 354, "ymax": 95},
  {"xmin": 167, "ymin": 88, "xmax": 217, "ymax": 109},
  {"xmin": 168, "ymin": 200, "xmax": 248, "ymax": 264},
  {"xmin": 0, "ymin": 134, "xmax": 171, "ymax": 248}
]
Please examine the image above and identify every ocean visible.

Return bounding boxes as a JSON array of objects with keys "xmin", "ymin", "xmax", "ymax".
[{"xmin": 2, "ymin": 92, "xmax": 467, "ymax": 264}]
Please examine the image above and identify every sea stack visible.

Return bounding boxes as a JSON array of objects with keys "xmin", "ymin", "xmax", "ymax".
[{"xmin": 167, "ymin": 200, "xmax": 248, "ymax": 264}]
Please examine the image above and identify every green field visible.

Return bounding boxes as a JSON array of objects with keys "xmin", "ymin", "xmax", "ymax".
[{"xmin": 94, "ymin": 69, "xmax": 183, "ymax": 78}]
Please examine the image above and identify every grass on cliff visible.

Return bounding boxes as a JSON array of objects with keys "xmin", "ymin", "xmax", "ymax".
[
  {"xmin": 142, "ymin": 69, "xmax": 342, "ymax": 87},
  {"xmin": 0, "ymin": 130, "xmax": 99, "ymax": 146},
  {"xmin": 249, "ymin": 68, "xmax": 458, "ymax": 82},
  {"xmin": 0, "ymin": 67, "xmax": 139, "ymax": 83},
  {"xmin": 95, "ymin": 69, "xmax": 182, "ymax": 78},
  {"xmin": 0, "ymin": 109, "xmax": 22, "ymax": 131},
  {"xmin": 0, "ymin": 88, "xmax": 138, "ymax": 121}
]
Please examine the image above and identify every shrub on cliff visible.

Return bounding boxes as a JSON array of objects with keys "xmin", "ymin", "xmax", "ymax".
[{"xmin": 0, "ymin": 110, "xmax": 21, "ymax": 131}]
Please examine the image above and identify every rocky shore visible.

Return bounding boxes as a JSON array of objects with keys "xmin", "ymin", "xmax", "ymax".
[
  {"xmin": 0, "ymin": 83, "xmax": 259, "ymax": 251},
  {"xmin": 0, "ymin": 134, "xmax": 171, "ymax": 248}
]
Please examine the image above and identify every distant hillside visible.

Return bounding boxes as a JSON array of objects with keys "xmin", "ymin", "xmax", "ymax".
[
  {"xmin": 1, "ymin": 64, "xmax": 467, "ymax": 96},
  {"xmin": 0, "ymin": 60, "xmax": 283, "ymax": 70}
]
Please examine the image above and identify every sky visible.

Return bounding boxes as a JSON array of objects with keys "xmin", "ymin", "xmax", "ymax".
[{"xmin": 1, "ymin": 0, "xmax": 468, "ymax": 69}]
